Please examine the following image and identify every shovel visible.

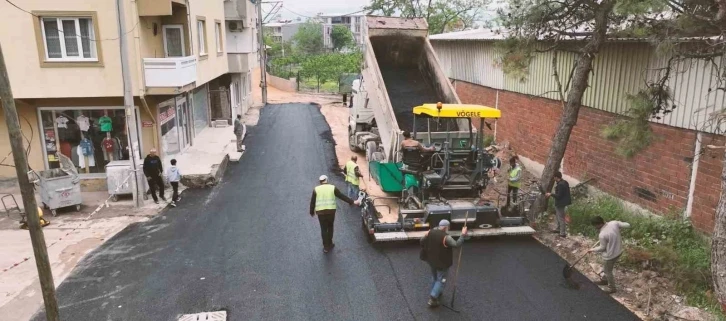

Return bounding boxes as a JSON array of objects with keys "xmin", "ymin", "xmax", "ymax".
[{"xmin": 562, "ymin": 241, "xmax": 599, "ymax": 280}]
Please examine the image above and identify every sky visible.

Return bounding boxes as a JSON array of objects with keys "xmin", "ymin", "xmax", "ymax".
[
  {"xmin": 265, "ymin": 0, "xmax": 505, "ymax": 24},
  {"xmin": 267, "ymin": 0, "xmax": 369, "ymax": 21}
]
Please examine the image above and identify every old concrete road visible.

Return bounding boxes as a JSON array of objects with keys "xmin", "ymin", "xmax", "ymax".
[{"xmin": 33, "ymin": 103, "xmax": 639, "ymax": 321}]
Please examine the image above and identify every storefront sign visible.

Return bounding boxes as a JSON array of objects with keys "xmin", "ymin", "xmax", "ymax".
[
  {"xmin": 159, "ymin": 107, "xmax": 176, "ymax": 126},
  {"xmin": 142, "ymin": 121, "xmax": 153, "ymax": 128}
]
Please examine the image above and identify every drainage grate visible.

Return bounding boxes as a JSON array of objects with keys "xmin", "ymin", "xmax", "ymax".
[{"xmin": 178, "ymin": 311, "xmax": 227, "ymax": 321}]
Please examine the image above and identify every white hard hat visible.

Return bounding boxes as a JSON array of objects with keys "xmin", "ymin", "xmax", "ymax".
[{"xmin": 319, "ymin": 175, "xmax": 328, "ymax": 181}]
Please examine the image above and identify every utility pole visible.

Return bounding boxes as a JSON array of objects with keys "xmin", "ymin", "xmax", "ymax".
[
  {"xmin": 256, "ymin": 0, "xmax": 268, "ymax": 104},
  {"xmin": 116, "ymin": 0, "xmax": 144, "ymax": 208},
  {"xmin": 0, "ymin": 44, "xmax": 60, "ymax": 320}
]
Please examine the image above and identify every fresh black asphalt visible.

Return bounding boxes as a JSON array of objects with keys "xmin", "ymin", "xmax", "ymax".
[{"xmin": 33, "ymin": 103, "xmax": 639, "ymax": 321}]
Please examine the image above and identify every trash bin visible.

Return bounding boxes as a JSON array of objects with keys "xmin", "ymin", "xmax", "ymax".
[
  {"xmin": 32, "ymin": 154, "xmax": 82, "ymax": 217},
  {"xmin": 106, "ymin": 160, "xmax": 148, "ymax": 202}
]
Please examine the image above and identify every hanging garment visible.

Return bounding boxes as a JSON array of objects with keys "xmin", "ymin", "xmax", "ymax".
[
  {"xmin": 77, "ymin": 145, "xmax": 96, "ymax": 168},
  {"xmin": 71, "ymin": 145, "xmax": 80, "ymax": 167},
  {"xmin": 99, "ymin": 116, "xmax": 112, "ymax": 132},
  {"xmin": 77, "ymin": 115, "xmax": 90, "ymax": 131},
  {"xmin": 102, "ymin": 137, "xmax": 115, "ymax": 161},
  {"xmin": 55, "ymin": 116, "xmax": 69, "ymax": 129},
  {"xmin": 79, "ymin": 138, "xmax": 93, "ymax": 156}
]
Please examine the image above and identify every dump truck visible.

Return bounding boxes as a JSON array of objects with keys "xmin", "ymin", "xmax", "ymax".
[{"xmin": 348, "ymin": 16, "xmax": 536, "ymax": 242}]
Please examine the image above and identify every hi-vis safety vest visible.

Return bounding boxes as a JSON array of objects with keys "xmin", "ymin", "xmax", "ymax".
[
  {"xmin": 314, "ymin": 184, "xmax": 337, "ymax": 211},
  {"xmin": 345, "ymin": 161, "xmax": 359, "ymax": 186},
  {"xmin": 509, "ymin": 166, "xmax": 522, "ymax": 188}
]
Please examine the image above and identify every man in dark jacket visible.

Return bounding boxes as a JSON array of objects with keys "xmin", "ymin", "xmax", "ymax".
[
  {"xmin": 546, "ymin": 171, "xmax": 571, "ymax": 238},
  {"xmin": 143, "ymin": 148, "xmax": 165, "ymax": 204},
  {"xmin": 310, "ymin": 175, "xmax": 360, "ymax": 253},
  {"xmin": 420, "ymin": 220, "xmax": 468, "ymax": 308}
]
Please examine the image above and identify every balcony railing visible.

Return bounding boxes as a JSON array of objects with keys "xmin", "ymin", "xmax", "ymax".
[{"xmin": 143, "ymin": 56, "xmax": 197, "ymax": 88}]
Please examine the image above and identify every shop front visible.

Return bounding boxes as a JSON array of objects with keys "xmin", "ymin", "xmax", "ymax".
[
  {"xmin": 158, "ymin": 94, "xmax": 192, "ymax": 161},
  {"xmin": 37, "ymin": 106, "xmax": 144, "ymax": 177}
]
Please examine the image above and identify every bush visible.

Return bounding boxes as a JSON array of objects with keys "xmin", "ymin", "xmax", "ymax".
[{"xmin": 564, "ymin": 196, "xmax": 716, "ymax": 312}]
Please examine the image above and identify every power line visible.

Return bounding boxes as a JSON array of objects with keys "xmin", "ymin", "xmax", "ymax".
[
  {"xmin": 4, "ymin": 0, "xmax": 139, "ymax": 41},
  {"xmin": 281, "ymin": 7, "xmax": 367, "ymax": 20}
]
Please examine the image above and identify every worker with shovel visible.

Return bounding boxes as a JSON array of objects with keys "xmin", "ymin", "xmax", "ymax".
[
  {"xmin": 420, "ymin": 220, "xmax": 468, "ymax": 308},
  {"xmin": 588, "ymin": 216, "xmax": 631, "ymax": 294}
]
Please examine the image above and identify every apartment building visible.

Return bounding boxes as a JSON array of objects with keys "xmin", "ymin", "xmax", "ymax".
[
  {"xmin": 263, "ymin": 21, "xmax": 302, "ymax": 44},
  {"xmin": 319, "ymin": 13, "xmax": 365, "ymax": 49},
  {"xmin": 0, "ymin": 0, "xmax": 257, "ymax": 181}
]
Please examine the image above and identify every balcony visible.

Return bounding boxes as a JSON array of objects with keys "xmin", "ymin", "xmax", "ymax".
[
  {"xmin": 228, "ymin": 53, "xmax": 251, "ymax": 73},
  {"xmin": 143, "ymin": 56, "xmax": 197, "ymax": 93}
]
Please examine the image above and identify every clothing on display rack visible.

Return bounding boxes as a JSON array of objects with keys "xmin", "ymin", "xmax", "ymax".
[
  {"xmin": 77, "ymin": 146, "xmax": 96, "ymax": 167},
  {"xmin": 102, "ymin": 136, "xmax": 115, "ymax": 161},
  {"xmin": 71, "ymin": 145, "xmax": 80, "ymax": 167},
  {"xmin": 99, "ymin": 115, "xmax": 112, "ymax": 132},
  {"xmin": 55, "ymin": 115, "xmax": 69, "ymax": 129},
  {"xmin": 80, "ymin": 138, "xmax": 93, "ymax": 156},
  {"xmin": 77, "ymin": 115, "xmax": 90, "ymax": 131}
]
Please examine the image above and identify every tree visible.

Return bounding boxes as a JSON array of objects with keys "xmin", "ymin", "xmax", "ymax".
[
  {"xmin": 292, "ymin": 22, "xmax": 324, "ymax": 55},
  {"xmin": 330, "ymin": 25, "xmax": 355, "ymax": 52},
  {"xmin": 500, "ymin": 0, "xmax": 726, "ymax": 310},
  {"xmin": 365, "ymin": 0, "xmax": 488, "ymax": 34}
]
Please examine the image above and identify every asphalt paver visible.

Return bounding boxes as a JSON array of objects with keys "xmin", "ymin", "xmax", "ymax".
[{"xmin": 32, "ymin": 104, "xmax": 639, "ymax": 321}]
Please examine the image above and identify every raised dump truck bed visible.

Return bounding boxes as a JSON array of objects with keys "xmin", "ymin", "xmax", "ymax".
[{"xmin": 350, "ymin": 16, "xmax": 466, "ymax": 164}]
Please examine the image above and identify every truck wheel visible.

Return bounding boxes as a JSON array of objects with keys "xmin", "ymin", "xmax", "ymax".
[
  {"xmin": 371, "ymin": 152, "xmax": 385, "ymax": 162},
  {"xmin": 349, "ymin": 128, "xmax": 361, "ymax": 152},
  {"xmin": 365, "ymin": 141, "xmax": 377, "ymax": 161}
]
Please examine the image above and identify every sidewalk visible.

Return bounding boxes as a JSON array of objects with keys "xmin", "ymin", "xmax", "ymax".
[
  {"xmin": 176, "ymin": 126, "xmax": 242, "ymax": 188},
  {"xmin": 0, "ymin": 125, "xmax": 243, "ymax": 320}
]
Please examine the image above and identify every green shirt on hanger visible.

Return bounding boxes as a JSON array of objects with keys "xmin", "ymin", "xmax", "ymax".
[{"xmin": 99, "ymin": 116, "xmax": 112, "ymax": 132}]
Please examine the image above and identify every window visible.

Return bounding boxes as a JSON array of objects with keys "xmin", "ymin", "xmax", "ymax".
[
  {"xmin": 38, "ymin": 108, "xmax": 141, "ymax": 174},
  {"xmin": 197, "ymin": 18, "xmax": 207, "ymax": 56},
  {"xmin": 355, "ymin": 17, "xmax": 361, "ymax": 33},
  {"xmin": 215, "ymin": 21, "xmax": 223, "ymax": 53},
  {"xmin": 40, "ymin": 17, "xmax": 97, "ymax": 61}
]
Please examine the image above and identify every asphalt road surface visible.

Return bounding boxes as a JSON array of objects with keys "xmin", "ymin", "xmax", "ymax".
[{"xmin": 33, "ymin": 104, "xmax": 639, "ymax": 321}]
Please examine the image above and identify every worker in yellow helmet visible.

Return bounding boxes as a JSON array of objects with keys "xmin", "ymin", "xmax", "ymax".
[{"xmin": 310, "ymin": 175, "xmax": 360, "ymax": 253}]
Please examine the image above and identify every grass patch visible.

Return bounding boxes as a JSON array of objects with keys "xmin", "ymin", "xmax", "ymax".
[{"xmin": 561, "ymin": 196, "xmax": 719, "ymax": 316}]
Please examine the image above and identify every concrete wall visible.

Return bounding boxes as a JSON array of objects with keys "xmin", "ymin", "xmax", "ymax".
[
  {"xmin": 453, "ymin": 80, "xmax": 720, "ymax": 233},
  {"xmin": 266, "ymin": 73, "xmax": 296, "ymax": 92},
  {"xmin": 0, "ymin": 0, "xmax": 135, "ymax": 99}
]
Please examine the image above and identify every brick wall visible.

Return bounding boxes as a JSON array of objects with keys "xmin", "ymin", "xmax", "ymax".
[{"xmin": 453, "ymin": 80, "xmax": 720, "ymax": 234}]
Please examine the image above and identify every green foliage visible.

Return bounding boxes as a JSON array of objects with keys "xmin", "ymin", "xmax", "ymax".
[
  {"xmin": 292, "ymin": 22, "xmax": 324, "ymax": 55},
  {"xmin": 365, "ymin": 0, "xmax": 488, "ymax": 34},
  {"xmin": 494, "ymin": 37, "xmax": 535, "ymax": 82},
  {"xmin": 330, "ymin": 25, "xmax": 354, "ymax": 52},
  {"xmin": 601, "ymin": 87, "xmax": 670, "ymax": 157},
  {"xmin": 299, "ymin": 52, "xmax": 362, "ymax": 83},
  {"xmin": 565, "ymin": 196, "xmax": 717, "ymax": 312}
]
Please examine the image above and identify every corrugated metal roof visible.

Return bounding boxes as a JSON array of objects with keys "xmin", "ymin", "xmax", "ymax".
[
  {"xmin": 431, "ymin": 39, "xmax": 726, "ymax": 133},
  {"xmin": 430, "ymin": 28, "xmax": 507, "ymax": 41}
]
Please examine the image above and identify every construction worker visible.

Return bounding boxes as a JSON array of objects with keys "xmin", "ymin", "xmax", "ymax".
[
  {"xmin": 400, "ymin": 131, "xmax": 435, "ymax": 151},
  {"xmin": 588, "ymin": 216, "xmax": 630, "ymax": 294},
  {"xmin": 506, "ymin": 156, "xmax": 521, "ymax": 208},
  {"xmin": 309, "ymin": 175, "xmax": 361, "ymax": 253},
  {"xmin": 546, "ymin": 171, "xmax": 572, "ymax": 238},
  {"xmin": 342, "ymin": 155, "xmax": 365, "ymax": 200},
  {"xmin": 419, "ymin": 220, "xmax": 468, "ymax": 308}
]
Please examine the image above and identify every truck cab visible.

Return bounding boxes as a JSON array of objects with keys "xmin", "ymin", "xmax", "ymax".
[{"xmin": 349, "ymin": 79, "xmax": 379, "ymax": 157}]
